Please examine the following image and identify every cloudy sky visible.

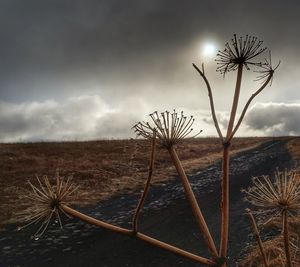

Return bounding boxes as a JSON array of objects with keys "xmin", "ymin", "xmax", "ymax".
[{"xmin": 1, "ymin": 0, "xmax": 300, "ymax": 142}]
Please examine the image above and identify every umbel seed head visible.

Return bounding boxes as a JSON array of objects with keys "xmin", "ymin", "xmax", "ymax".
[
  {"xmin": 254, "ymin": 51, "xmax": 281, "ymax": 85},
  {"xmin": 216, "ymin": 34, "xmax": 267, "ymax": 75},
  {"xmin": 132, "ymin": 110, "xmax": 202, "ymax": 148},
  {"xmin": 17, "ymin": 172, "xmax": 79, "ymax": 238},
  {"xmin": 243, "ymin": 169, "xmax": 300, "ymax": 216}
]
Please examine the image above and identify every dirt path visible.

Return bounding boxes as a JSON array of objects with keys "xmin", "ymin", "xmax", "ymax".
[{"xmin": 0, "ymin": 138, "xmax": 293, "ymax": 267}]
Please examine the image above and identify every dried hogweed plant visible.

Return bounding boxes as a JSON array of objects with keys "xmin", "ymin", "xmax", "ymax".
[
  {"xmin": 216, "ymin": 35, "xmax": 266, "ymax": 75},
  {"xmin": 18, "ymin": 34, "xmax": 279, "ymax": 267},
  {"xmin": 243, "ymin": 169, "xmax": 300, "ymax": 267},
  {"xmin": 133, "ymin": 110, "xmax": 201, "ymax": 148},
  {"xmin": 133, "ymin": 110, "xmax": 219, "ymax": 259},
  {"xmin": 19, "ymin": 130, "xmax": 215, "ymax": 266},
  {"xmin": 193, "ymin": 34, "xmax": 279, "ymax": 266}
]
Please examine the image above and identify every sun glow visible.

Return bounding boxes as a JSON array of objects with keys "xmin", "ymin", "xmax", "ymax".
[{"xmin": 202, "ymin": 42, "xmax": 217, "ymax": 58}]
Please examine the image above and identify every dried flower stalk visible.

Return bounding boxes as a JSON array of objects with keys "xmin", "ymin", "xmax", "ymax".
[
  {"xmin": 133, "ymin": 110, "xmax": 218, "ymax": 258},
  {"xmin": 132, "ymin": 130, "xmax": 157, "ymax": 232},
  {"xmin": 61, "ymin": 205, "xmax": 215, "ymax": 266},
  {"xmin": 245, "ymin": 208, "xmax": 269, "ymax": 267},
  {"xmin": 228, "ymin": 53, "xmax": 280, "ymax": 141},
  {"xmin": 17, "ymin": 34, "xmax": 281, "ymax": 267},
  {"xmin": 19, "ymin": 171, "xmax": 215, "ymax": 266},
  {"xmin": 18, "ymin": 137, "xmax": 217, "ymax": 266},
  {"xmin": 193, "ymin": 34, "xmax": 278, "ymax": 265},
  {"xmin": 244, "ymin": 169, "xmax": 300, "ymax": 267}
]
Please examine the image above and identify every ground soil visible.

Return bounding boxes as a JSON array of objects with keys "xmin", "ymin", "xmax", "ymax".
[{"xmin": 1, "ymin": 137, "xmax": 297, "ymax": 267}]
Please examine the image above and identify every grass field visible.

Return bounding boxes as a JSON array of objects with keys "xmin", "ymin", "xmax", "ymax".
[{"xmin": 1, "ymin": 136, "xmax": 297, "ymax": 226}]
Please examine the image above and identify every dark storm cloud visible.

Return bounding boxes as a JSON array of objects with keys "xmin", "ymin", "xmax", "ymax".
[
  {"xmin": 0, "ymin": 0, "xmax": 300, "ymax": 141},
  {"xmin": 244, "ymin": 103, "xmax": 300, "ymax": 136},
  {"xmin": 0, "ymin": 0, "xmax": 300, "ymax": 102}
]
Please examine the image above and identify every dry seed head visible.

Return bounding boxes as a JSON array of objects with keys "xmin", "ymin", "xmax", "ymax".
[
  {"xmin": 243, "ymin": 169, "xmax": 300, "ymax": 216},
  {"xmin": 254, "ymin": 51, "xmax": 281, "ymax": 85},
  {"xmin": 132, "ymin": 110, "xmax": 202, "ymax": 148},
  {"xmin": 216, "ymin": 34, "xmax": 267, "ymax": 75},
  {"xmin": 18, "ymin": 172, "xmax": 79, "ymax": 238}
]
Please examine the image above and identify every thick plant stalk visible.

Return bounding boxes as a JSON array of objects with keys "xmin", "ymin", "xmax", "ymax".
[
  {"xmin": 62, "ymin": 205, "xmax": 133, "ymax": 235},
  {"xmin": 219, "ymin": 64, "xmax": 243, "ymax": 262},
  {"xmin": 132, "ymin": 132, "xmax": 157, "ymax": 232},
  {"xmin": 282, "ymin": 210, "xmax": 292, "ymax": 267},
  {"xmin": 245, "ymin": 209, "xmax": 269, "ymax": 267},
  {"xmin": 62, "ymin": 205, "xmax": 215, "ymax": 266},
  {"xmin": 136, "ymin": 233, "xmax": 215, "ymax": 266},
  {"xmin": 168, "ymin": 146, "xmax": 218, "ymax": 257},
  {"xmin": 228, "ymin": 74, "xmax": 272, "ymax": 141},
  {"xmin": 192, "ymin": 35, "xmax": 277, "ymax": 266},
  {"xmin": 219, "ymin": 141, "xmax": 230, "ymax": 261},
  {"xmin": 226, "ymin": 64, "xmax": 243, "ymax": 139}
]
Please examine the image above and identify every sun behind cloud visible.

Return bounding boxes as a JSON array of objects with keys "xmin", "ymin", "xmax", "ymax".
[{"xmin": 202, "ymin": 42, "xmax": 218, "ymax": 58}]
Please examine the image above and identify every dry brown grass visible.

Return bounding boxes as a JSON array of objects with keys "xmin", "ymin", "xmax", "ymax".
[
  {"xmin": 287, "ymin": 137, "xmax": 300, "ymax": 163},
  {"xmin": 240, "ymin": 140, "xmax": 300, "ymax": 267},
  {"xmin": 0, "ymin": 137, "xmax": 271, "ymax": 226},
  {"xmin": 241, "ymin": 215, "xmax": 300, "ymax": 267},
  {"xmin": 240, "ymin": 235, "xmax": 300, "ymax": 267},
  {"xmin": 242, "ymin": 213, "xmax": 300, "ymax": 266}
]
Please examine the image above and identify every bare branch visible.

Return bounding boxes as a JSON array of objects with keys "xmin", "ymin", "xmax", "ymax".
[
  {"xmin": 228, "ymin": 52, "xmax": 280, "ymax": 141},
  {"xmin": 193, "ymin": 63, "xmax": 224, "ymax": 141},
  {"xmin": 132, "ymin": 131, "xmax": 157, "ymax": 232},
  {"xmin": 245, "ymin": 208, "xmax": 269, "ymax": 267},
  {"xmin": 228, "ymin": 73, "xmax": 272, "ymax": 141}
]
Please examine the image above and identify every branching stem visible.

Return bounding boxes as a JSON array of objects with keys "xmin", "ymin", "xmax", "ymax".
[
  {"xmin": 245, "ymin": 209, "xmax": 269, "ymax": 267},
  {"xmin": 61, "ymin": 205, "xmax": 216, "ymax": 266},
  {"xmin": 132, "ymin": 131, "xmax": 157, "ymax": 232},
  {"xmin": 168, "ymin": 146, "xmax": 218, "ymax": 257},
  {"xmin": 226, "ymin": 64, "xmax": 243, "ymax": 139},
  {"xmin": 219, "ymin": 142, "xmax": 230, "ymax": 262},
  {"xmin": 193, "ymin": 63, "xmax": 224, "ymax": 142},
  {"xmin": 228, "ymin": 73, "xmax": 272, "ymax": 141},
  {"xmin": 219, "ymin": 64, "xmax": 243, "ymax": 265}
]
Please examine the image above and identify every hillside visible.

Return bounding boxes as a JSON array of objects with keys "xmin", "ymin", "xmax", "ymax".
[
  {"xmin": 0, "ymin": 137, "xmax": 278, "ymax": 226},
  {"xmin": 1, "ymin": 137, "xmax": 299, "ymax": 266}
]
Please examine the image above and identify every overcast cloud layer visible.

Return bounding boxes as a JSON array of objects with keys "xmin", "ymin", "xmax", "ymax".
[
  {"xmin": 244, "ymin": 103, "xmax": 300, "ymax": 136},
  {"xmin": 0, "ymin": 95, "xmax": 148, "ymax": 142},
  {"xmin": 0, "ymin": 0, "xmax": 300, "ymax": 142},
  {"xmin": 1, "ymin": 96, "xmax": 299, "ymax": 142}
]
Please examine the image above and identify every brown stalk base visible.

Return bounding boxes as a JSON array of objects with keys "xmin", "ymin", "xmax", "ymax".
[
  {"xmin": 168, "ymin": 146, "xmax": 218, "ymax": 258},
  {"xmin": 246, "ymin": 209, "xmax": 269, "ymax": 267},
  {"xmin": 283, "ymin": 210, "xmax": 292, "ymax": 267},
  {"xmin": 62, "ymin": 205, "xmax": 216, "ymax": 266},
  {"xmin": 132, "ymin": 132, "xmax": 157, "ymax": 232},
  {"xmin": 219, "ymin": 142, "xmax": 230, "ymax": 263}
]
